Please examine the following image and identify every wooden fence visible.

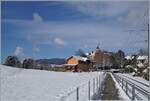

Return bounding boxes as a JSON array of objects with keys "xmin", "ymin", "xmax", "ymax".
[
  {"xmin": 59, "ymin": 72, "xmax": 106, "ymax": 101},
  {"xmin": 113, "ymin": 73, "xmax": 150, "ymax": 100}
]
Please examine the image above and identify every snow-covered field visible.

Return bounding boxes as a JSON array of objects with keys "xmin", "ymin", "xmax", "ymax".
[{"xmin": 1, "ymin": 65, "xmax": 104, "ymax": 101}]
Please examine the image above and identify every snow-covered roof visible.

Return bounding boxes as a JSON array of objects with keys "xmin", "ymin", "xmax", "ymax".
[
  {"xmin": 67, "ymin": 55, "xmax": 88, "ymax": 62},
  {"xmin": 137, "ymin": 56, "xmax": 148, "ymax": 60},
  {"xmin": 125, "ymin": 56, "xmax": 132, "ymax": 60},
  {"xmin": 64, "ymin": 64, "xmax": 77, "ymax": 66},
  {"xmin": 125, "ymin": 55, "xmax": 148, "ymax": 60},
  {"xmin": 73, "ymin": 56, "xmax": 88, "ymax": 61}
]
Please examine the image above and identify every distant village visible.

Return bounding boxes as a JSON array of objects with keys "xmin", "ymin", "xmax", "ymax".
[
  {"xmin": 64, "ymin": 46, "xmax": 148, "ymax": 80},
  {"xmin": 3, "ymin": 46, "xmax": 149, "ymax": 80}
]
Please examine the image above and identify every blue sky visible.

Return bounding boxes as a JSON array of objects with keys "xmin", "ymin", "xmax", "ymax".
[{"xmin": 1, "ymin": 1, "xmax": 148, "ymax": 62}]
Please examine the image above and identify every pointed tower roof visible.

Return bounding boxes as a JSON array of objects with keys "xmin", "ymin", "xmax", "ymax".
[
  {"xmin": 95, "ymin": 43, "xmax": 102, "ymax": 54},
  {"xmin": 96, "ymin": 46, "xmax": 100, "ymax": 49},
  {"xmin": 96, "ymin": 42, "xmax": 100, "ymax": 49}
]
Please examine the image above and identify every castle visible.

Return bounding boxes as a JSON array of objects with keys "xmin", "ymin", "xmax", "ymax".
[{"xmin": 65, "ymin": 46, "xmax": 113, "ymax": 72}]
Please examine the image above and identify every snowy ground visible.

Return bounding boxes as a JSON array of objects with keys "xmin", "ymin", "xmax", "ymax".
[{"xmin": 1, "ymin": 65, "xmax": 104, "ymax": 101}]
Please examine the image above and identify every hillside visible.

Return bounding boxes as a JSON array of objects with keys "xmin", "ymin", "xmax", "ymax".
[
  {"xmin": 36, "ymin": 58, "xmax": 66, "ymax": 65},
  {"xmin": 1, "ymin": 65, "xmax": 102, "ymax": 101}
]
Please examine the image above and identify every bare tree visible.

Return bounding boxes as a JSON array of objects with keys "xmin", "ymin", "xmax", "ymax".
[
  {"xmin": 22, "ymin": 58, "xmax": 35, "ymax": 69},
  {"xmin": 4, "ymin": 56, "xmax": 21, "ymax": 67},
  {"xmin": 75, "ymin": 49, "xmax": 87, "ymax": 57}
]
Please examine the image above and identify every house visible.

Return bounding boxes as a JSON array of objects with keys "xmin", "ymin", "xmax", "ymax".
[
  {"xmin": 87, "ymin": 46, "xmax": 113, "ymax": 70},
  {"xmin": 124, "ymin": 55, "xmax": 148, "ymax": 68},
  {"xmin": 65, "ymin": 55, "xmax": 92, "ymax": 72},
  {"xmin": 64, "ymin": 46, "xmax": 114, "ymax": 72},
  {"xmin": 125, "ymin": 55, "xmax": 137, "ymax": 61},
  {"xmin": 89, "ymin": 46, "xmax": 104, "ymax": 69},
  {"xmin": 125, "ymin": 55, "xmax": 132, "ymax": 60},
  {"xmin": 137, "ymin": 55, "xmax": 148, "ymax": 68}
]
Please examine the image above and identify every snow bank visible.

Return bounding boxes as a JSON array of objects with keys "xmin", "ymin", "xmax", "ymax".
[{"xmin": 1, "ymin": 65, "xmax": 103, "ymax": 101}]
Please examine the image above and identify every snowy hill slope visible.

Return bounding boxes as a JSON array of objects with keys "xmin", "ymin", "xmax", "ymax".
[{"xmin": 1, "ymin": 65, "xmax": 102, "ymax": 101}]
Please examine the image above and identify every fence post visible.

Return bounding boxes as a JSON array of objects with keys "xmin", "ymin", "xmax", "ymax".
[
  {"xmin": 97, "ymin": 76, "xmax": 99, "ymax": 88},
  {"xmin": 99, "ymin": 75, "xmax": 101, "ymax": 88},
  {"xmin": 93, "ymin": 78, "xmax": 95, "ymax": 94},
  {"xmin": 77, "ymin": 87, "xmax": 79, "ymax": 100},
  {"xmin": 125, "ymin": 81, "xmax": 128, "ymax": 95},
  {"xmin": 88, "ymin": 81, "xmax": 90, "ymax": 100},
  {"xmin": 132, "ymin": 85, "xmax": 135, "ymax": 100}
]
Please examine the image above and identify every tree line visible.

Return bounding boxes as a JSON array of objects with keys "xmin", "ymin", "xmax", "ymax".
[
  {"xmin": 3, "ymin": 56, "xmax": 66, "ymax": 71},
  {"xmin": 4, "ymin": 56, "xmax": 36, "ymax": 69}
]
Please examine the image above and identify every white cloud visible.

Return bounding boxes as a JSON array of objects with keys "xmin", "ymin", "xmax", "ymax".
[
  {"xmin": 27, "ymin": 34, "xmax": 66, "ymax": 48},
  {"xmin": 54, "ymin": 37, "xmax": 66, "ymax": 47},
  {"xmin": 70, "ymin": 1, "xmax": 148, "ymax": 26},
  {"xmin": 14, "ymin": 46, "xmax": 25, "ymax": 57},
  {"xmin": 33, "ymin": 13, "xmax": 43, "ymax": 23},
  {"xmin": 69, "ymin": 2, "xmax": 126, "ymax": 17}
]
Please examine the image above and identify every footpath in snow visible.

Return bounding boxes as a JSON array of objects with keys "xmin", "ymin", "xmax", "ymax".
[
  {"xmin": 1, "ymin": 65, "xmax": 105, "ymax": 101},
  {"xmin": 101, "ymin": 73, "xmax": 120, "ymax": 100},
  {"xmin": 98, "ymin": 72, "xmax": 130, "ymax": 100}
]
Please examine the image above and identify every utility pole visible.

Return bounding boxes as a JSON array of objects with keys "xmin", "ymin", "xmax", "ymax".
[
  {"xmin": 147, "ymin": 1, "xmax": 149, "ymax": 82},
  {"xmin": 146, "ymin": 6, "xmax": 149, "ymax": 69},
  {"xmin": 148, "ymin": 22, "xmax": 150, "ymax": 82},
  {"xmin": 148, "ymin": 23, "xmax": 149, "ymax": 68}
]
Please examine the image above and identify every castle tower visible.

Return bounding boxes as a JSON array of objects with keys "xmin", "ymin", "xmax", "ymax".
[{"xmin": 92, "ymin": 43, "xmax": 104, "ymax": 69}]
